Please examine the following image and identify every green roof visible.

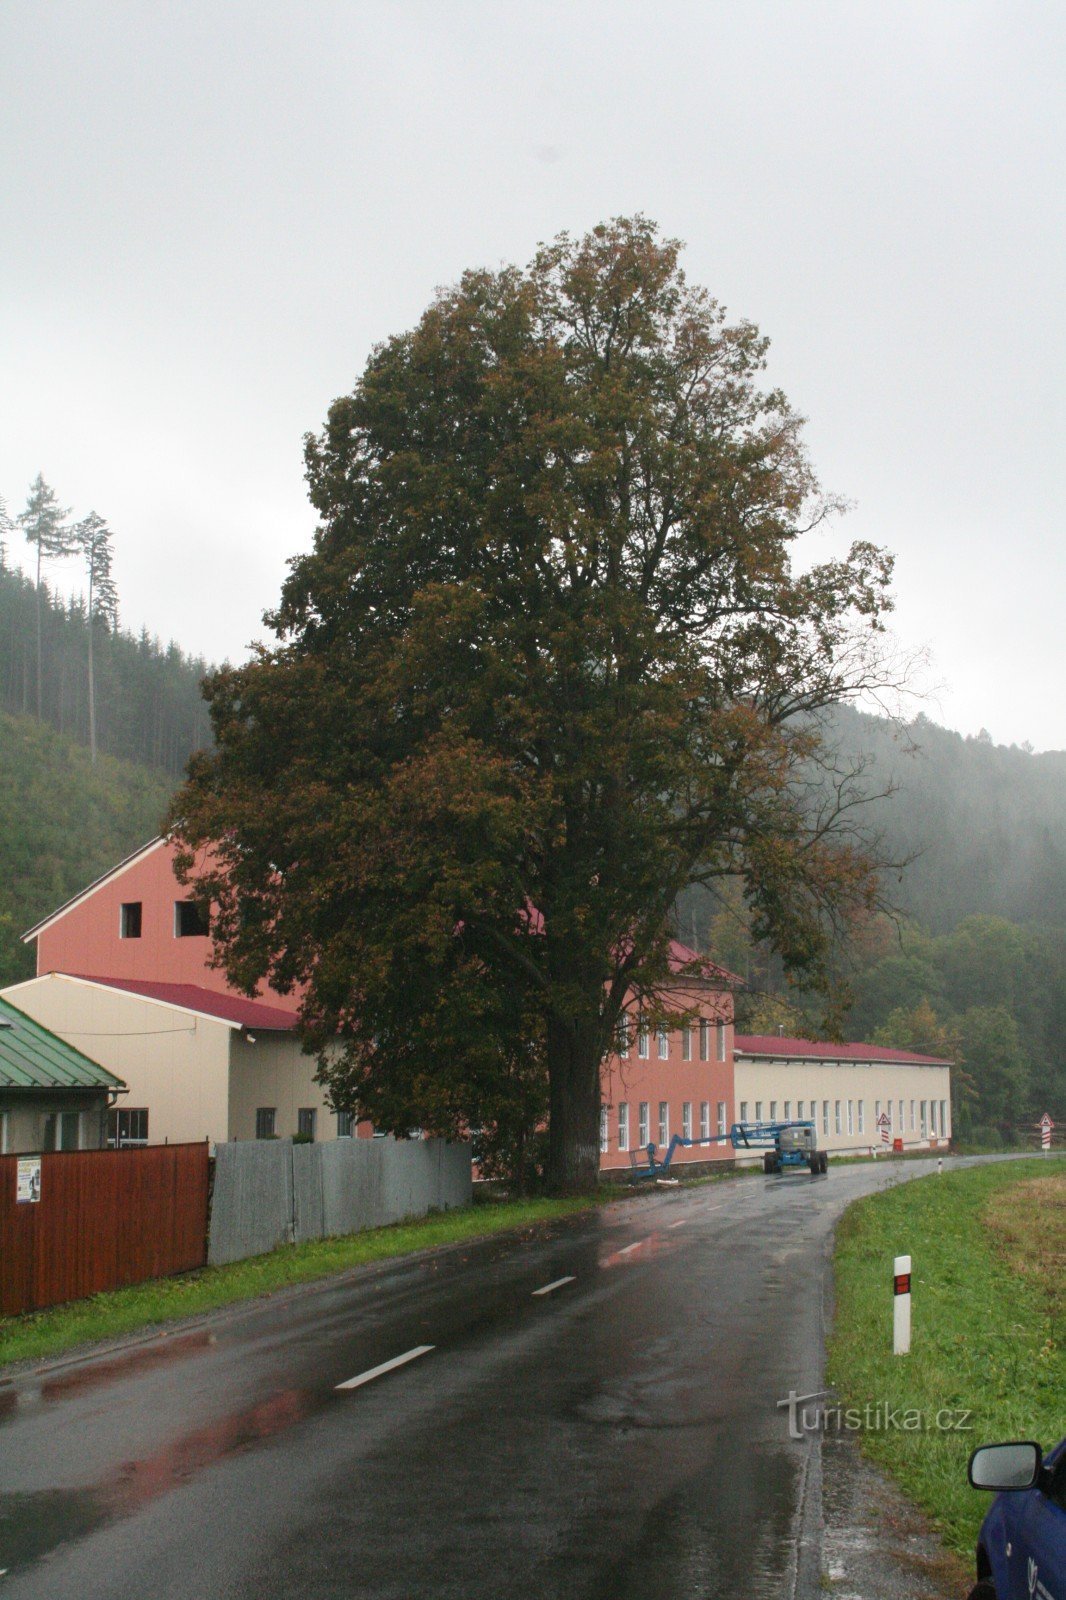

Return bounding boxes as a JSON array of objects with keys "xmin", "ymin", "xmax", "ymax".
[{"xmin": 0, "ymin": 996, "xmax": 125, "ymax": 1093}]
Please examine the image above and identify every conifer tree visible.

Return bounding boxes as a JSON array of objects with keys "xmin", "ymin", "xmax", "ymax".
[
  {"xmin": 73, "ymin": 511, "xmax": 119, "ymax": 763},
  {"xmin": 18, "ymin": 474, "xmax": 73, "ymax": 720}
]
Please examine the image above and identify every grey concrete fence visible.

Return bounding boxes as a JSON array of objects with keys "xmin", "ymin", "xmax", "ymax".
[{"xmin": 207, "ymin": 1137, "xmax": 471, "ymax": 1267}]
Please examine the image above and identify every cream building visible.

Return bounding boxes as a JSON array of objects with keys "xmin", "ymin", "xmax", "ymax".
[
  {"xmin": 733, "ymin": 1033, "xmax": 952, "ymax": 1158},
  {"xmin": 0, "ymin": 973, "xmax": 347, "ymax": 1148}
]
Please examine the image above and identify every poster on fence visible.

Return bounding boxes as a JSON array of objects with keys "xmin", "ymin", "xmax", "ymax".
[{"xmin": 16, "ymin": 1156, "xmax": 42, "ymax": 1203}]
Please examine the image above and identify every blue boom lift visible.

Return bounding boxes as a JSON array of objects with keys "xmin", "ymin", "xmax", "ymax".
[{"xmin": 629, "ymin": 1120, "xmax": 828, "ymax": 1181}]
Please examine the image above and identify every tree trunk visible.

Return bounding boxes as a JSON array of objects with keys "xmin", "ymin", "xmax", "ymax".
[
  {"xmin": 34, "ymin": 541, "xmax": 42, "ymax": 722},
  {"xmin": 87, "ymin": 570, "xmax": 96, "ymax": 764},
  {"xmin": 545, "ymin": 1013, "xmax": 605, "ymax": 1194}
]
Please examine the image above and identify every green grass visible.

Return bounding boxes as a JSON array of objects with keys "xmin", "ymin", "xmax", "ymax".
[
  {"xmin": 0, "ymin": 1193, "xmax": 607, "ymax": 1371},
  {"xmin": 827, "ymin": 1157, "xmax": 1065, "ymax": 1560}
]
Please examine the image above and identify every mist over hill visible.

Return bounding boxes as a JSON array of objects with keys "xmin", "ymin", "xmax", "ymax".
[{"xmin": 826, "ymin": 705, "xmax": 1066, "ymax": 933}]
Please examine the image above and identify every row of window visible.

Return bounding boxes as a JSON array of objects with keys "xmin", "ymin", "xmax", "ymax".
[
  {"xmin": 733, "ymin": 1097, "xmax": 950, "ymax": 1139},
  {"xmin": 602, "ymin": 1100, "xmax": 729, "ymax": 1153},
  {"xmin": 255, "ymin": 1107, "xmax": 363, "ymax": 1141},
  {"xmin": 119, "ymin": 899, "xmax": 208, "ymax": 939},
  {"xmin": 617, "ymin": 1016, "xmax": 728, "ymax": 1063}
]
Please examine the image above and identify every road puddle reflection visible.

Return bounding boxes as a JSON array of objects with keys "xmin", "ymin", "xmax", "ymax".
[
  {"xmin": 39, "ymin": 1330, "xmax": 217, "ymax": 1402},
  {"xmin": 0, "ymin": 1386, "xmax": 313, "ymax": 1577}
]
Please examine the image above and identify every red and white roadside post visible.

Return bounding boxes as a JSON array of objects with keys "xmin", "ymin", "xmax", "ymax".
[
  {"xmin": 893, "ymin": 1255, "xmax": 911, "ymax": 1355},
  {"xmin": 878, "ymin": 1111, "xmax": 891, "ymax": 1152},
  {"xmin": 1039, "ymin": 1112, "xmax": 1054, "ymax": 1152}
]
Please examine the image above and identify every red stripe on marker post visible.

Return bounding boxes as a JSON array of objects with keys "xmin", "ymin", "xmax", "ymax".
[{"xmin": 893, "ymin": 1254, "xmax": 912, "ymax": 1355}]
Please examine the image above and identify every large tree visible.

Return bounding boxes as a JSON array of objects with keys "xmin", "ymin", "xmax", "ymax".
[{"xmin": 171, "ymin": 217, "xmax": 897, "ymax": 1191}]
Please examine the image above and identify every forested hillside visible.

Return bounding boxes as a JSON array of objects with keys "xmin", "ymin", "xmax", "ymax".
[
  {"xmin": 826, "ymin": 705, "xmax": 1066, "ymax": 933},
  {"xmin": 680, "ymin": 710, "xmax": 1066, "ymax": 1140},
  {"xmin": 0, "ymin": 564, "xmax": 212, "ymax": 775},
  {"xmin": 0, "ymin": 711, "xmax": 174, "ymax": 986}
]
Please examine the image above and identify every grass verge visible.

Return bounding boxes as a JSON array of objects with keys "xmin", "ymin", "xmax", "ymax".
[
  {"xmin": 827, "ymin": 1157, "xmax": 1065, "ymax": 1561},
  {"xmin": 0, "ymin": 1193, "xmax": 606, "ymax": 1372}
]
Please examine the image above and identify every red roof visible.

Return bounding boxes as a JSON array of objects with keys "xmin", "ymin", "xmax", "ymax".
[
  {"xmin": 735, "ymin": 1034, "xmax": 949, "ymax": 1066},
  {"xmin": 68, "ymin": 976, "xmax": 299, "ymax": 1031},
  {"xmin": 667, "ymin": 939, "xmax": 740, "ymax": 986}
]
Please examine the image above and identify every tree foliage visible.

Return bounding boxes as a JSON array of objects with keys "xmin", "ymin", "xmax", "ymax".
[{"xmin": 170, "ymin": 216, "xmax": 897, "ymax": 1190}]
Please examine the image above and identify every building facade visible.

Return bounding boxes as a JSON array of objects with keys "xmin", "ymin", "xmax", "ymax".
[
  {"xmin": 9, "ymin": 837, "xmax": 952, "ymax": 1166},
  {"xmin": 733, "ymin": 1035, "xmax": 952, "ymax": 1156}
]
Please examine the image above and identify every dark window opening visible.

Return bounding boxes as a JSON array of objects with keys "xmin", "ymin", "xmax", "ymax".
[
  {"xmin": 336, "ymin": 1111, "xmax": 354, "ymax": 1138},
  {"xmin": 297, "ymin": 1107, "xmax": 317, "ymax": 1141},
  {"xmin": 120, "ymin": 901, "xmax": 142, "ymax": 939},
  {"xmin": 108, "ymin": 1108, "xmax": 149, "ymax": 1146},
  {"xmin": 255, "ymin": 1107, "xmax": 276, "ymax": 1140},
  {"xmin": 174, "ymin": 899, "xmax": 209, "ymax": 938}
]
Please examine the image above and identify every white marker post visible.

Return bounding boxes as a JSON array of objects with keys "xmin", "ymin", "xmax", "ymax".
[
  {"xmin": 893, "ymin": 1254, "xmax": 912, "ymax": 1355},
  {"xmin": 1040, "ymin": 1112, "xmax": 1054, "ymax": 1152}
]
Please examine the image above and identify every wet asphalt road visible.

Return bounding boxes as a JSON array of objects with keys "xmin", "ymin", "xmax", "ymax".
[{"xmin": 0, "ymin": 1156, "xmax": 973, "ymax": 1599}]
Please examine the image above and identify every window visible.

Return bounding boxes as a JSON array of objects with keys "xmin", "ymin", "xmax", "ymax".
[
  {"xmin": 699, "ymin": 1019, "xmax": 709, "ymax": 1061},
  {"xmin": 120, "ymin": 901, "xmax": 142, "ymax": 939},
  {"xmin": 658, "ymin": 1102, "xmax": 669, "ymax": 1144},
  {"xmin": 834, "ymin": 1101, "xmax": 842, "ymax": 1135},
  {"xmin": 600, "ymin": 1106, "xmax": 608, "ymax": 1154},
  {"xmin": 847, "ymin": 1100, "xmax": 854, "ymax": 1136},
  {"xmin": 899, "ymin": 1100, "xmax": 905, "ymax": 1135},
  {"xmin": 638, "ymin": 1017, "xmax": 650, "ymax": 1059},
  {"xmin": 717, "ymin": 1101, "xmax": 727, "ymax": 1136},
  {"xmin": 682, "ymin": 1025, "xmax": 692, "ymax": 1062},
  {"xmin": 716, "ymin": 1021, "xmax": 726, "ymax": 1062},
  {"xmin": 920, "ymin": 1101, "xmax": 928, "ymax": 1136},
  {"xmin": 857, "ymin": 1100, "xmax": 865, "ymax": 1135},
  {"xmin": 108, "ymin": 1108, "xmax": 148, "ymax": 1147},
  {"xmin": 657, "ymin": 1025, "xmax": 669, "ymax": 1060},
  {"xmin": 754, "ymin": 1101, "xmax": 763, "ymax": 1123},
  {"xmin": 681, "ymin": 1101, "xmax": 692, "ymax": 1140},
  {"xmin": 44, "ymin": 1111, "xmax": 80, "ymax": 1152},
  {"xmin": 796, "ymin": 1100, "xmax": 804, "ymax": 1121},
  {"xmin": 941, "ymin": 1099, "xmax": 948, "ymax": 1137},
  {"xmin": 822, "ymin": 1100, "xmax": 830, "ymax": 1136},
  {"xmin": 174, "ymin": 899, "xmax": 208, "ymax": 938},
  {"xmin": 638, "ymin": 1102, "xmax": 650, "ymax": 1147},
  {"xmin": 739, "ymin": 1101, "xmax": 748, "ymax": 1123},
  {"xmin": 783, "ymin": 1100, "xmax": 791, "ymax": 1122},
  {"xmin": 700, "ymin": 1101, "xmax": 710, "ymax": 1142},
  {"xmin": 769, "ymin": 1101, "xmax": 777, "ymax": 1122},
  {"xmin": 255, "ymin": 1107, "xmax": 276, "ymax": 1140},
  {"xmin": 336, "ymin": 1110, "xmax": 354, "ymax": 1138},
  {"xmin": 617, "ymin": 1015, "xmax": 630, "ymax": 1058},
  {"xmin": 910, "ymin": 1099, "xmax": 916, "ymax": 1132},
  {"xmin": 297, "ymin": 1108, "xmax": 317, "ymax": 1141},
  {"xmin": 618, "ymin": 1103, "xmax": 629, "ymax": 1151},
  {"xmin": 875, "ymin": 1099, "xmax": 881, "ymax": 1122}
]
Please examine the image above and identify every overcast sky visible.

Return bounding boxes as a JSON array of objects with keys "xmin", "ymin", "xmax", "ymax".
[{"xmin": 1, "ymin": 1, "xmax": 1062, "ymax": 749}]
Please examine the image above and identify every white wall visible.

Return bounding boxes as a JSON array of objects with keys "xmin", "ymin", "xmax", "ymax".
[{"xmin": 733, "ymin": 1055, "xmax": 951, "ymax": 1156}]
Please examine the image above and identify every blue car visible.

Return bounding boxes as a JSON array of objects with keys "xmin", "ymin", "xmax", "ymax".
[{"xmin": 967, "ymin": 1437, "xmax": 1066, "ymax": 1599}]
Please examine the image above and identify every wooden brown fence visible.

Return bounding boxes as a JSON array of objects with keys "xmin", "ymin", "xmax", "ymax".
[{"xmin": 0, "ymin": 1143, "xmax": 210, "ymax": 1317}]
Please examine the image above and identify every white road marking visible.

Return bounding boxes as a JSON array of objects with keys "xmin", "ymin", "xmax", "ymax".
[
  {"xmin": 532, "ymin": 1275, "xmax": 576, "ymax": 1297},
  {"xmin": 618, "ymin": 1240, "xmax": 644, "ymax": 1254},
  {"xmin": 336, "ymin": 1345, "xmax": 435, "ymax": 1391},
  {"xmin": 667, "ymin": 1219, "xmax": 687, "ymax": 1228}
]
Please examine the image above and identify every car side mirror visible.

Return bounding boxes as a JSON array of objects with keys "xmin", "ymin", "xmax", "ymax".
[{"xmin": 968, "ymin": 1442, "xmax": 1043, "ymax": 1491}]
